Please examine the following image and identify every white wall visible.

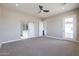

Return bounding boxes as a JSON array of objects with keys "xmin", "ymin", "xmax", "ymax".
[
  {"xmin": 44, "ymin": 8, "xmax": 79, "ymax": 41},
  {"xmin": 0, "ymin": 6, "xmax": 40, "ymax": 43},
  {"xmin": 45, "ymin": 16, "xmax": 63, "ymax": 38}
]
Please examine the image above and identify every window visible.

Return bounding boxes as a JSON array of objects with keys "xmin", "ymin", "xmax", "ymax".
[
  {"xmin": 20, "ymin": 23, "xmax": 28, "ymax": 39},
  {"xmin": 63, "ymin": 15, "xmax": 76, "ymax": 39},
  {"xmin": 20, "ymin": 22, "xmax": 35, "ymax": 39},
  {"xmin": 64, "ymin": 17, "xmax": 73, "ymax": 38}
]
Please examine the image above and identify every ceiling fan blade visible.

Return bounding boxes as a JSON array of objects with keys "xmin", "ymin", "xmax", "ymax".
[
  {"xmin": 38, "ymin": 5, "xmax": 50, "ymax": 13},
  {"xmin": 43, "ymin": 10, "xmax": 49, "ymax": 12},
  {"xmin": 39, "ymin": 5, "xmax": 43, "ymax": 10}
]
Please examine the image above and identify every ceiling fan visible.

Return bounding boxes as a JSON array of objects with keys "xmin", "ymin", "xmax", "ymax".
[{"xmin": 38, "ymin": 5, "xmax": 50, "ymax": 13}]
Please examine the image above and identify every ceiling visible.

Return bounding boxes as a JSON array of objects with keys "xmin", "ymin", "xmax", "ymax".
[{"xmin": 1, "ymin": 3, "xmax": 79, "ymax": 18}]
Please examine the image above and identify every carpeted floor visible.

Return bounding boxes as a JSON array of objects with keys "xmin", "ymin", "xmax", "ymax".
[{"xmin": 0, "ymin": 36, "xmax": 79, "ymax": 56}]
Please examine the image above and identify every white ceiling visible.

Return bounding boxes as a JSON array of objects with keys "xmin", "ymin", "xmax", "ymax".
[{"xmin": 1, "ymin": 3, "xmax": 79, "ymax": 18}]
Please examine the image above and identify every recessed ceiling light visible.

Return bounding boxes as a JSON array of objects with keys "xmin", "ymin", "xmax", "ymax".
[{"xmin": 16, "ymin": 4, "xmax": 19, "ymax": 6}]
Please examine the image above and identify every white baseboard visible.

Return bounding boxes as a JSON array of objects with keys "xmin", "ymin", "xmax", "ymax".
[
  {"xmin": 0, "ymin": 39, "xmax": 23, "ymax": 48},
  {"xmin": 46, "ymin": 35, "xmax": 79, "ymax": 43},
  {"xmin": 0, "ymin": 36, "xmax": 39, "ymax": 47},
  {"xmin": 1, "ymin": 39, "xmax": 21, "ymax": 46}
]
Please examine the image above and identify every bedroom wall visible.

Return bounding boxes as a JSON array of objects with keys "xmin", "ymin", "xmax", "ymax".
[
  {"xmin": 44, "ymin": 8, "xmax": 79, "ymax": 41},
  {"xmin": 0, "ymin": 6, "xmax": 40, "ymax": 43}
]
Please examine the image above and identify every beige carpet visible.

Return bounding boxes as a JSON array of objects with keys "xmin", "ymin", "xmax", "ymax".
[{"xmin": 0, "ymin": 36, "xmax": 79, "ymax": 56}]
